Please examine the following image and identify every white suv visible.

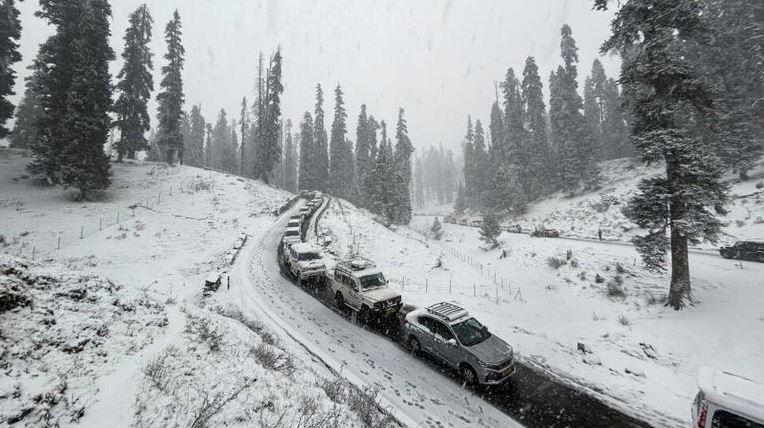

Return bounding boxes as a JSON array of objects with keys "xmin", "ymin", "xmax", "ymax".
[
  {"xmin": 692, "ymin": 367, "xmax": 764, "ymax": 428},
  {"xmin": 329, "ymin": 257, "xmax": 402, "ymax": 323},
  {"xmin": 285, "ymin": 243, "xmax": 327, "ymax": 286}
]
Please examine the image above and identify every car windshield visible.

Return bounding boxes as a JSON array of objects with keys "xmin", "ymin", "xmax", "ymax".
[
  {"xmin": 359, "ymin": 273, "xmax": 386, "ymax": 290},
  {"xmin": 298, "ymin": 252, "xmax": 321, "ymax": 261},
  {"xmin": 451, "ymin": 317, "xmax": 491, "ymax": 346},
  {"xmin": 285, "ymin": 230, "xmax": 299, "ymax": 236}
]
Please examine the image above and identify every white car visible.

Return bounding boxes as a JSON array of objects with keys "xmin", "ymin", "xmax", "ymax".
[
  {"xmin": 287, "ymin": 218, "xmax": 301, "ymax": 229},
  {"xmin": 329, "ymin": 257, "xmax": 402, "ymax": 323},
  {"xmin": 285, "ymin": 243, "xmax": 327, "ymax": 286},
  {"xmin": 692, "ymin": 367, "xmax": 764, "ymax": 428}
]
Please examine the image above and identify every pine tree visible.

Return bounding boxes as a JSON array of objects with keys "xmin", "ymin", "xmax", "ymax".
[
  {"xmin": 247, "ymin": 53, "xmax": 265, "ymax": 179},
  {"xmin": 414, "ymin": 156, "xmax": 424, "ymax": 209},
  {"xmin": 555, "ymin": 25, "xmax": 598, "ymax": 192},
  {"xmin": 488, "ymin": 101, "xmax": 505, "ymax": 160},
  {"xmin": 497, "ymin": 68, "xmax": 528, "ymax": 212},
  {"xmin": 367, "ymin": 121, "xmax": 395, "ymax": 222},
  {"xmin": 283, "ymin": 119, "xmax": 297, "ymax": 192},
  {"xmin": 28, "ymin": 2, "xmax": 80, "ymax": 182},
  {"xmin": 209, "ymin": 109, "xmax": 228, "ymax": 171},
  {"xmin": 583, "ymin": 59, "xmax": 606, "ymax": 160},
  {"xmin": 156, "ymin": 10, "xmax": 184, "ymax": 164},
  {"xmin": 239, "ymin": 97, "xmax": 249, "ymax": 175},
  {"xmin": 203, "ymin": 122, "xmax": 213, "ymax": 166},
  {"xmin": 602, "ymin": 0, "xmax": 729, "ymax": 309},
  {"xmin": 184, "ymin": 104, "xmax": 205, "ymax": 167},
  {"xmin": 461, "ymin": 117, "xmax": 475, "ymax": 207},
  {"xmin": 522, "ymin": 57, "xmax": 550, "ymax": 198},
  {"xmin": 454, "ymin": 181, "xmax": 466, "ymax": 214},
  {"xmin": 430, "ymin": 216, "xmax": 443, "ymax": 240},
  {"xmin": 355, "ymin": 104, "xmax": 372, "ymax": 205},
  {"xmin": 313, "ymin": 84, "xmax": 329, "ymax": 192},
  {"xmin": 258, "ymin": 49, "xmax": 283, "ymax": 183},
  {"xmin": 59, "ymin": 0, "xmax": 114, "ymax": 199},
  {"xmin": 113, "ymin": 4, "xmax": 153, "ymax": 161},
  {"xmin": 472, "ymin": 119, "xmax": 488, "ymax": 208},
  {"xmin": 329, "ymin": 84, "xmax": 348, "ymax": 197},
  {"xmin": 479, "ymin": 214, "xmax": 501, "ymax": 248},
  {"xmin": 701, "ymin": 0, "xmax": 764, "ymax": 180},
  {"xmin": 0, "ymin": 0, "xmax": 21, "ymax": 138},
  {"xmin": 298, "ymin": 111, "xmax": 314, "ymax": 190},
  {"xmin": 393, "ymin": 108, "xmax": 414, "ymax": 224},
  {"xmin": 10, "ymin": 79, "xmax": 43, "ymax": 149}
]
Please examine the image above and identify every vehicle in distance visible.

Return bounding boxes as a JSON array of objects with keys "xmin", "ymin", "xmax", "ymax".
[
  {"xmin": 719, "ymin": 241, "xmax": 764, "ymax": 263},
  {"xmin": 691, "ymin": 366, "xmax": 764, "ymax": 428},
  {"xmin": 404, "ymin": 302, "xmax": 516, "ymax": 386},
  {"xmin": 203, "ymin": 272, "xmax": 222, "ymax": 296},
  {"xmin": 531, "ymin": 227, "xmax": 560, "ymax": 238},
  {"xmin": 329, "ymin": 257, "xmax": 402, "ymax": 323},
  {"xmin": 285, "ymin": 243, "xmax": 327, "ymax": 286},
  {"xmin": 504, "ymin": 224, "xmax": 523, "ymax": 234}
]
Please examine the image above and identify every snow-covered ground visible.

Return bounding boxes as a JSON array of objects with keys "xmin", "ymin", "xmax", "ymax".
[
  {"xmin": 497, "ymin": 157, "xmax": 764, "ymax": 247},
  {"xmin": 318, "ymin": 197, "xmax": 764, "ymax": 427},
  {"xmin": 0, "ymin": 150, "xmax": 393, "ymax": 426}
]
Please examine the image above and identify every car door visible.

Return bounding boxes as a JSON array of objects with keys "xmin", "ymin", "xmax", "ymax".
[
  {"xmin": 344, "ymin": 275, "xmax": 362, "ymax": 310},
  {"xmin": 416, "ymin": 316, "xmax": 437, "ymax": 352},
  {"xmin": 431, "ymin": 320, "xmax": 460, "ymax": 367}
]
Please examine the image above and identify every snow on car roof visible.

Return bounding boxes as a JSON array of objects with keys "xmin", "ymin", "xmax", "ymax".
[
  {"xmin": 698, "ymin": 366, "xmax": 764, "ymax": 422},
  {"xmin": 206, "ymin": 272, "xmax": 221, "ymax": 282},
  {"xmin": 291, "ymin": 243, "xmax": 320, "ymax": 253}
]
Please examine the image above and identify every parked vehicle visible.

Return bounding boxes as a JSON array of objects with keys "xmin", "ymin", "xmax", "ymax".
[
  {"xmin": 404, "ymin": 302, "xmax": 516, "ymax": 385},
  {"xmin": 719, "ymin": 241, "xmax": 764, "ymax": 263},
  {"xmin": 504, "ymin": 224, "xmax": 523, "ymax": 234},
  {"xmin": 300, "ymin": 190, "xmax": 316, "ymax": 199},
  {"xmin": 531, "ymin": 227, "xmax": 560, "ymax": 238},
  {"xmin": 458, "ymin": 218, "xmax": 469, "ymax": 226},
  {"xmin": 470, "ymin": 218, "xmax": 483, "ymax": 227},
  {"xmin": 329, "ymin": 257, "xmax": 402, "ymax": 323},
  {"xmin": 285, "ymin": 243, "xmax": 327, "ymax": 286},
  {"xmin": 444, "ymin": 215, "xmax": 455, "ymax": 224},
  {"xmin": 691, "ymin": 367, "xmax": 764, "ymax": 428},
  {"xmin": 287, "ymin": 219, "xmax": 301, "ymax": 229},
  {"xmin": 204, "ymin": 272, "xmax": 223, "ymax": 296}
]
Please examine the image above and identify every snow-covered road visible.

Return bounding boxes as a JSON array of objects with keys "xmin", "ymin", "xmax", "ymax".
[{"xmin": 227, "ymin": 202, "xmax": 522, "ymax": 428}]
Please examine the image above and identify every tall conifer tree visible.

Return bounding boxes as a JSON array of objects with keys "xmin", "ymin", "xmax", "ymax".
[
  {"xmin": 113, "ymin": 4, "xmax": 153, "ymax": 161},
  {"xmin": 156, "ymin": 10, "xmax": 185, "ymax": 164},
  {"xmin": 0, "ymin": 0, "xmax": 22, "ymax": 138}
]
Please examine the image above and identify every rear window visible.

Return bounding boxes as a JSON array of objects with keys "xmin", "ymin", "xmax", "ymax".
[
  {"xmin": 285, "ymin": 230, "xmax": 299, "ymax": 236},
  {"xmin": 712, "ymin": 410, "xmax": 764, "ymax": 428}
]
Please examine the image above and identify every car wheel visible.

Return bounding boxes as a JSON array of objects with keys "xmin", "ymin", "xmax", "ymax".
[
  {"xmin": 358, "ymin": 305, "xmax": 371, "ymax": 324},
  {"xmin": 758, "ymin": 254, "xmax": 764, "ymax": 263},
  {"xmin": 720, "ymin": 251, "xmax": 732, "ymax": 259},
  {"xmin": 335, "ymin": 292, "xmax": 345, "ymax": 309},
  {"xmin": 408, "ymin": 336, "xmax": 421, "ymax": 355},
  {"xmin": 460, "ymin": 364, "xmax": 478, "ymax": 387}
]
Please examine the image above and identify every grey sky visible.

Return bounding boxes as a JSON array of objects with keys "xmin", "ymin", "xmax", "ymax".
[{"xmin": 12, "ymin": 0, "xmax": 619, "ymax": 153}]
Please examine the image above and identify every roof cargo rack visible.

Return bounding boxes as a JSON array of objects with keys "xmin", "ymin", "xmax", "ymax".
[
  {"xmin": 336, "ymin": 256, "xmax": 376, "ymax": 274},
  {"xmin": 426, "ymin": 302, "xmax": 469, "ymax": 322}
]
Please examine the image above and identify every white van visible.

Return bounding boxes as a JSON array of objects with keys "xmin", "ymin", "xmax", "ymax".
[{"xmin": 692, "ymin": 367, "xmax": 764, "ymax": 428}]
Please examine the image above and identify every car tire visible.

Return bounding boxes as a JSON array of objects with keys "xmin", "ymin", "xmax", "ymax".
[
  {"xmin": 359, "ymin": 305, "xmax": 371, "ymax": 324},
  {"xmin": 408, "ymin": 336, "xmax": 421, "ymax": 355},
  {"xmin": 757, "ymin": 254, "xmax": 764, "ymax": 263},
  {"xmin": 460, "ymin": 364, "xmax": 478, "ymax": 387},
  {"xmin": 335, "ymin": 292, "xmax": 345, "ymax": 309},
  {"xmin": 720, "ymin": 251, "xmax": 732, "ymax": 259}
]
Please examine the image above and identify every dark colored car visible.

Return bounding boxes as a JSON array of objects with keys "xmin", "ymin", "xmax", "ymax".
[
  {"xmin": 719, "ymin": 241, "xmax": 764, "ymax": 263},
  {"xmin": 531, "ymin": 227, "xmax": 560, "ymax": 238}
]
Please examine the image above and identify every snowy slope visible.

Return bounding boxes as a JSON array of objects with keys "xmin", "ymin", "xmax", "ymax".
[
  {"xmin": 318, "ymin": 197, "xmax": 764, "ymax": 427},
  {"xmin": 0, "ymin": 151, "xmax": 393, "ymax": 426},
  {"xmin": 512, "ymin": 157, "xmax": 764, "ymax": 247}
]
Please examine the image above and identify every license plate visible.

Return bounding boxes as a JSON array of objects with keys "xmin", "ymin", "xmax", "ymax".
[{"xmin": 501, "ymin": 365, "xmax": 514, "ymax": 377}]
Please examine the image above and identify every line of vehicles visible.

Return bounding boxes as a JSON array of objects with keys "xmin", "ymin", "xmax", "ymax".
[
  {"xmin": 443, "ymin": 215, "xmax": 561, "ymax": 238},
  {"xmin": 278, "ymin": 200, "xmax": 764, "ymax": 421},
  {"xmin": 278, "ymin": 201, "xmax": 517, "ymax": 387}
]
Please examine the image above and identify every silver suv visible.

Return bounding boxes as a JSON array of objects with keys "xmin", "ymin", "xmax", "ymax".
[{"xmin": 404, "ymin": 302, "xmax": 516, "ymax": 385}]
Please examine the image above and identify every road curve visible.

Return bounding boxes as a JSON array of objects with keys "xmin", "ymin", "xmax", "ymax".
[{"xmin": 230, "ymin": 202, "xmax": 523, "ymax": 427}]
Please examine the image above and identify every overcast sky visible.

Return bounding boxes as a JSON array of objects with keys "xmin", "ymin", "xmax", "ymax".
[{"xmin": 12, "ymin": 0, "xmax": 619, "ymax": 153}]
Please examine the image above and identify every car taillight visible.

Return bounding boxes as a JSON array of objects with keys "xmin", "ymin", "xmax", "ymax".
[{"xmin": 696, "ymin": 400, "xmax": 708, "ymax": 428}]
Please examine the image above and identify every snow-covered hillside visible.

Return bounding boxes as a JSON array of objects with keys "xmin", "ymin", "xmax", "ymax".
[
  {"xmin": 318, "ymin": 196, "xmax": 764, "ymax": 427},
  {"xmin": 0, "ymin": 150, "xmax": 392, "ymax": 427},
  {"xmin": 514, "ymin": 157, "xmax": 764, "ymax": 247}
]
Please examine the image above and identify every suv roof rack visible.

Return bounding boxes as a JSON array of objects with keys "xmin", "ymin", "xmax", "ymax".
[
  {"xmin": 336, "ymin": 256, "xmax": 376, "ymax": 273},
  {"xmin": 426, "ymin": 302, "xmax": 469, "ymax": 322}
]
